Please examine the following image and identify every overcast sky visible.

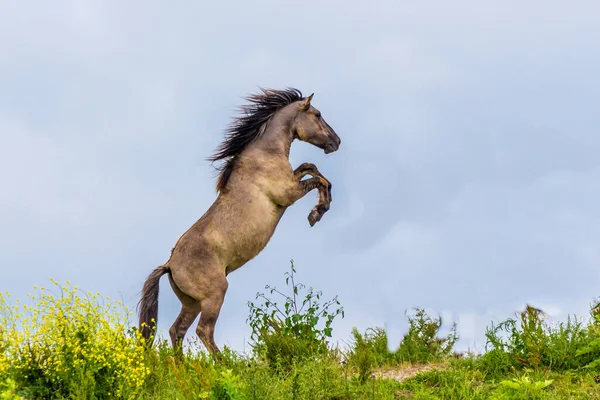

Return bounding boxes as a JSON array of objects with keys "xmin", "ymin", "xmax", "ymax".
[{"xmin": 1, "ymin": 1, "xmax": 599, "ymax": 354}]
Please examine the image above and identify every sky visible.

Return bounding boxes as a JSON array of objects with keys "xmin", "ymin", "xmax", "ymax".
[{"xmin": 1, "ymin": 1, "xmax": 599, "ymax": 354}]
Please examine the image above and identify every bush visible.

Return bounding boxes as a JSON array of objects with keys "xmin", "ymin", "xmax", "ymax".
[
  {"xmin": 347, "ymin": 308, "xmax": 458, "ymax": 376},
  {"xmin": 395, "ymin": 308, "xmax": 458, "ymax": 364},
  {"xmin": 347, "ymin": 327, "xmax": 377, "ymax": 384},
  {"xmin": 247, "ymin": 260, "xmax": 344, "ymax": 371},
  {"xmin": 478, "ymin": 304, "xmax": 591, "ymax": 375},
  {"xmin": 575, "ymin": 300, "xmax": 600, "ymax": 370},
  {"xmin": 0, "ymin": 280, "xmax": 149, "ymax": 399}
]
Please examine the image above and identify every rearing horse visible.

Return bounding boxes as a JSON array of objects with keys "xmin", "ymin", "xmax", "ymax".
[{"xmin": 137, "ymin": 88, "xmax": 341, "ymax": 357}]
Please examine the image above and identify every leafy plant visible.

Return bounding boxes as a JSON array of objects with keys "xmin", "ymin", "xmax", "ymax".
[
  {"xmin": 247, "ymin": 260, "xmax": 344, "ymax": 370},
  {"xmin": 480, "ymin": 304, "xmax": 591, "ymax": 375},
  {"xmin": 348, "ymin": 328, "xmax": 376, "ymax": 384},
  {"xmin": 489, "ymin": 374, "xmax": 554, "ymax": 400},
  {"xmin": 207, "ymin": 369, "xmax": 245, "ymax": 400},
  {"xmin": 395, "ymin": 308, "xmax": 458, "ymax": 364},
  {"xmin": 499, "ymin": 375, "xmax": 553, "ymax": 390},
  {"xmin": 576, "ymin": 299, "xmax": 600, "ymax": 370}
]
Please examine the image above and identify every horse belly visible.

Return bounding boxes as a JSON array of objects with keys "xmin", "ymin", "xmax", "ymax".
[{"xmin": 226, "ymin": 201, "xmax": 284, "ymax": 271}]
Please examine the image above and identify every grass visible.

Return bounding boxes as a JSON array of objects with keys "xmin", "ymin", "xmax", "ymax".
[{"xmin": 2, "ymin": 264, "xmax": 600, "ymax": 399}]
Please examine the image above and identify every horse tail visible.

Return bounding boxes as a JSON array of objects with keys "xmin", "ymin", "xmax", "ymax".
[{"xmin": 137, "ymin": 265, "xmax": 170, "ymax": 343}]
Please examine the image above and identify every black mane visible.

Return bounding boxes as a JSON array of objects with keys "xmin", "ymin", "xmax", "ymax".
[{"xmin": 208, "ymin": 87, "xmax": 304, "ymax": 192}]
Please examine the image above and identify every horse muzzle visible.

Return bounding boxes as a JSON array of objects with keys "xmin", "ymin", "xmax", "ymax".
[{"xmin": 324, "ymin": 136, "xmax": 341, "ymax": 154}]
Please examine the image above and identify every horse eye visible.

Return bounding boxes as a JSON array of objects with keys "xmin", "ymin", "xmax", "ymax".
[{"xmin": 315, "ymin": 112, "xmax": 321, "ymax": 118}]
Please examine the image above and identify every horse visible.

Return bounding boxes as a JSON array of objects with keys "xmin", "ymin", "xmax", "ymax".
[{"xmin": 137, "ymin": 87, "xmax": 341, "ymax": 358}]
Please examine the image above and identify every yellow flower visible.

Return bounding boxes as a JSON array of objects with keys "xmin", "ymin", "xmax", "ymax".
[{"xmin": 0, "ymin": 279, "xmax": 149, "ymax": 398}]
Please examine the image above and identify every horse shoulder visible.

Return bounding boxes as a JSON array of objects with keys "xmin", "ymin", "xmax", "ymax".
[{"xmin": 235, "ymin": 153, "xmax": 294, "ymax": 206}]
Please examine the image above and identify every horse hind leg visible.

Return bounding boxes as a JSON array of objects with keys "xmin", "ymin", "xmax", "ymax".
[
  {"xmin": 169, "ymin": 302, "xmax": 200, "ymax": 355},
  {"xmin": 180, "ymin": 274, "xmax": 229, "ymax": 358},
  {"xmin": 195, "ymin": 275, "xmax": 228, "ymax": 358},
  {"xmin": 169, "ymin": 259, "xmax": 229, "ymax": 359},
  {"xmin": 168, "ymin": 274, "xmax": 201, "ymax": 354}
]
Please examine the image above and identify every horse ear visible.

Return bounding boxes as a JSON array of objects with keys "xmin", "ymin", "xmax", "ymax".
[{"xmin": 299, "ymin": 93, "xmax": 314, "ymax": 111}]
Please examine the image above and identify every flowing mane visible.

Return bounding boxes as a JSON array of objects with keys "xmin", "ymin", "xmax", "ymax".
[{"xmin": 208, "ymin": 87, "xmax": 304, "ymax": 192}]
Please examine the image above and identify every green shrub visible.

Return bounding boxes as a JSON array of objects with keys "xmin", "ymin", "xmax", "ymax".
[
  {"xmin": 575, "ymin": 300, "xmax": 600, "ymax": 370},
  {"xmin": 478, "ymin": 304, "xmax": 592, "ymax": 375},
  {"xmin": 349, "ymin": 328, "xmax": 374, "ymax": 384},
  {"xmin": 346, "ymin": 308, "xmax": 458, "ymax": 386},
  {"xmin": 247, "ymin": 260, "xmax": 344, "ymax": 371},
  {"xmin": 395, "ymin": 308, "xmax": 458, "ymax": 364}
]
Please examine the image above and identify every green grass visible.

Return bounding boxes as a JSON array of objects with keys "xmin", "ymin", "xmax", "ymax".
[{"xmin": 3, "ymin": 264, "xmax": 600, "ymax": 399}]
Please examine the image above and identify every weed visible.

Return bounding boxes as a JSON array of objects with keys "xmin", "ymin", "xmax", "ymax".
[{"xmin": 246, "ymin": 260, "xmax": 344, "ymax": 370}]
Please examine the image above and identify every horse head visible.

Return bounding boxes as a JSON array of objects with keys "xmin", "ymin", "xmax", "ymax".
[{"xmin": 292, "ymin": 94, "xmax": 341, "ymax": 154}]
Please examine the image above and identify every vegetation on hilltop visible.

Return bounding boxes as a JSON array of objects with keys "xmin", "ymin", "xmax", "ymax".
[{"xmin": 2, "ymin": 262, "xmax": 600, "ymax": 399}]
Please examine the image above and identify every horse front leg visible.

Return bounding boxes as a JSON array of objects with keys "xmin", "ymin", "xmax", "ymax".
[{"xmin": 293, "ymin": 163, "xmax": 332, "ymax": 226}]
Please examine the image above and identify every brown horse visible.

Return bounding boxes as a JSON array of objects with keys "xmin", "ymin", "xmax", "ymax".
[{"xmin": 137, "ymin": 88, "xmax": 341, "ymax": 357}]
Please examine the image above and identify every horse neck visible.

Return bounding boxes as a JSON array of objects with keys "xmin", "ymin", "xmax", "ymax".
[{"xmin": 252, "ymin": 109, "xmax": 296, "ymax": 159}]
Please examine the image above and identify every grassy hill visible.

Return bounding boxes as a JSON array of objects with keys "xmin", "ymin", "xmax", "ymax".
[{"xmin": 2, "ymin": 264, "xmax": 600, "ymax": 399}]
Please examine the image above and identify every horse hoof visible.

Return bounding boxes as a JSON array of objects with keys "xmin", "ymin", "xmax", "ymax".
[{"xmin": 308, "ymin": 210, "xmax": 322, "ymax": 226}]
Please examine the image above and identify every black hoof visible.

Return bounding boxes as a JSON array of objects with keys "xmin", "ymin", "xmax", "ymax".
[{"xmin": 308, "ymin": 209, "xmax": 323, "ymax": 226}]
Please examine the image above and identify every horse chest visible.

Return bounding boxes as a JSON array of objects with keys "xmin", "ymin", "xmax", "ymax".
[{"xmin": 237, "ymin": 202, "xmax": 283, "ymax": 255}]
